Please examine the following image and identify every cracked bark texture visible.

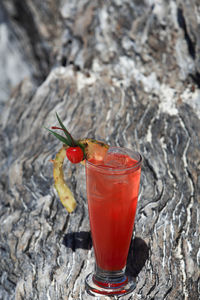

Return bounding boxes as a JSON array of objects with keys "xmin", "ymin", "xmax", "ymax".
[{"xmin": 0, "ymin": 0, "xmax": 199, "ymax": 299}]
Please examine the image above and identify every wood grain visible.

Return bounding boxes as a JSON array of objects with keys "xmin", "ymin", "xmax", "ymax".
[{"xmin": 0, "ymin": 0, "xmax": 199, "ymax": 299}]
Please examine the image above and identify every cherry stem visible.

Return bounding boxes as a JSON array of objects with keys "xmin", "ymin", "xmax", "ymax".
[{"xmin": 51, "ymin": 126, "xmax": 65, "ymax": 131}]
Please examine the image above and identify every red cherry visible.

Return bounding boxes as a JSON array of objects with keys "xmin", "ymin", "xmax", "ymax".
[{"xmin": 66, "ymin": 146, "xmax": 84, "ymax": 164}]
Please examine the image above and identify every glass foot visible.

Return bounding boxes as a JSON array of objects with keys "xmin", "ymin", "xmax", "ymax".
[{"xmin": 85, "ymin": 272, "xmax": 136, "ymax": 297}]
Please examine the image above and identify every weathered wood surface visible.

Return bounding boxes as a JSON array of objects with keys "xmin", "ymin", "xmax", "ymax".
[{"xmin": 0, "ymin": 0, "xmax": 200, "ymax": 299}]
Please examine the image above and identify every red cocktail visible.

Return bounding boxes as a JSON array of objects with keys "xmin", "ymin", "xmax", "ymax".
[
  {"xmin": 46, "ymin": 115, "xmax": 142, "ymax": 296},
  {"xmin": 85, "ymin": 147, "xmax": 142, "ymax": 297}
]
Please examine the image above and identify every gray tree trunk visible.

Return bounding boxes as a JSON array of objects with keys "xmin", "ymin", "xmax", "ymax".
[{"xmin": 0, "ymin": 1, "xmax": 199, "ymax": 299}]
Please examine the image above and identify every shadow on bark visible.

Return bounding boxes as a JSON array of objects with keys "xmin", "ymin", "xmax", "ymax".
[
  {"xmin": 63, "ymin": 233, "xmax": 149, "ymax": 277},
  {"xmin": 126, "ymin": 237, "xmax": 149, "ymax": 277},
  {"xmin": 63, "ymin": 231, "xmax": 92, "ymax": 252}
]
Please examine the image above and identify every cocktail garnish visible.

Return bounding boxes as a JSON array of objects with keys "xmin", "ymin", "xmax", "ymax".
[{"xmin": 46, "ymin": 113, "xmax": 109, "ymax": 212}]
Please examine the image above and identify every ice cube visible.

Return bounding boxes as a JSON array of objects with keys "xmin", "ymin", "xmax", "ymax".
[{"xmin": 103, "ymin": 147, "xmax": 130, "ymax": 168}]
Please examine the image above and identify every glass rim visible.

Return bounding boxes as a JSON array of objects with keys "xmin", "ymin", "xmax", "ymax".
[{"xmin": 85, "ymin": 147, "xmax": 142, "ymax": 173}]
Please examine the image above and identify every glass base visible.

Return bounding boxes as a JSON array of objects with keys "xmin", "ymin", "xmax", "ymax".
[{"xmin": 85, "ymin": 272, "xmax": 136, "ymax": 297}]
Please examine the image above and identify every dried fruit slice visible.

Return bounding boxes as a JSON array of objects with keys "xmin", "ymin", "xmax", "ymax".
[{"xmin": 53, "ymin": 145, "xmax": 76, "ymax": 213}]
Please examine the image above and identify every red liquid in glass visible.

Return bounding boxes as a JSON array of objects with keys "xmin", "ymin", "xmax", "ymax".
[{"xmin": 86, "ymin": 154, "xmax": 141, "ymax": 271}]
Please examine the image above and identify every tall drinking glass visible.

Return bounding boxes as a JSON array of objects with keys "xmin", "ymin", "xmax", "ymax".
[{"xmin": 85, "ymin": 147, "xmax": 142, "ymax": 297}]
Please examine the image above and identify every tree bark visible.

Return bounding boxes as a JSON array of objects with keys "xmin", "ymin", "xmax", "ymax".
[{"xmin": 0, "ymin": 1, "xmax": 199, "ymax": 299}]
